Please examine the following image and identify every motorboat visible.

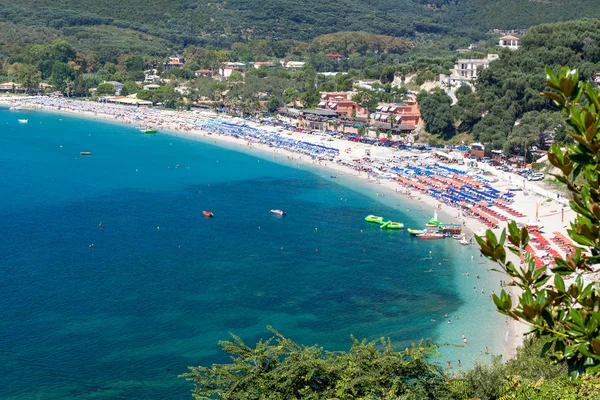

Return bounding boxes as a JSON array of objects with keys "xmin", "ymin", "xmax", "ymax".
[
  {"xmin": 416, "ymin": 232, "xmax": 445, "ymax": 239},
  {"xmin": 80, "ymin": 151, "xmax": 92, "ymax": 156},
  {"xmin": 460, "ymin": 237, "xmax": 469, "ymax": 246},
  {"xmin": 140, "ymin": 127, "xmax": 158, "ymax": 134},
  {"xmin": 270, "ymin": 209, "xmax": 286, "ymax": 216},
  {"xmin": 18, "ymin": 119, "xmax": 28, "ymax": 123},
  {"xmin": 203, "ymin": 211, "xmax": 214, "ymax": 217},
  {"xmin": 408, "ymin": 228, "xmax": 425, "ymax": 236},
  {"xmin": 365, "ymin": 215, "xmax": 384, "ymax": 224}
]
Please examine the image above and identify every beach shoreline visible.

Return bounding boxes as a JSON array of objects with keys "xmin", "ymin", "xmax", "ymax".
[{"xmin": 1, "ymin": 97, "xmax": 534, "ymax": 359}]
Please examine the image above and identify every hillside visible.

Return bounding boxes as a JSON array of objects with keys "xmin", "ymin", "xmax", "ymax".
[{"xmin": 3, "ymin": 0, "xmax": 600, "ymax": 52}]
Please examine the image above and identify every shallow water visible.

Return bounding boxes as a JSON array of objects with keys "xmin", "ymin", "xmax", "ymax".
[{"xmin": 0, "ymin": 109, "xmax": 505, "ymax": 399}]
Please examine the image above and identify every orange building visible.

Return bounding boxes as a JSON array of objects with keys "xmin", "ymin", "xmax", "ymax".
[
  {"xmin": 373, "ymin": 101, "xmax": 423, "ymax": 132},
  {"xmin": 317, "ymin": 92, "xmax": 368, "ymax": 118}
]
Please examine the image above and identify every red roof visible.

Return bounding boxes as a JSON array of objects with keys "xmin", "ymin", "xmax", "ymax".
[
  {"xmin": 195, "ymin": 69, "xmax": 211, "ymax": 73},
  {"xmin": 326, "ymin": 53, "xmax": 344, "ymax": 58}
]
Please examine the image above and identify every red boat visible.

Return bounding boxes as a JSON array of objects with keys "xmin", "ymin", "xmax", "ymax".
[
  {"xmin": 203, "ymin": 211, "xmax": 214, "ymax": 217},
  {"xmin": 416, "ymin": 233, "xmax": 444, "ymax": 239}
]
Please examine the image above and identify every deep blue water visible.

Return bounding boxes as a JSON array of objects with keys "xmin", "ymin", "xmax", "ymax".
[{"xmin": 0, "ymin": 109, "xmax": 504, "ymax": 399}]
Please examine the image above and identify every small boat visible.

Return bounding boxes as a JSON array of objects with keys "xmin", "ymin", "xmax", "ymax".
[
  {"xmin": 18, "ymin": 119, "xmax": 28, "ymax": 123},
  {"xmin": 270, "ymin": 209, "xmax": 286, "ymax": 216},
  {"xmin": 460, "ymin": 237, "xmax": 469, "ymax": 246},
  {"xmin": 80, "ymin": 151, "xmax": 92, "ymax": 156},
  {"xmin": 408, "ymin": 228, "xmax": 425, "ymax": 236},
  {"xmin": 416, "ymin": 232, "xmax": 445, "ymax": 239},
  {"xmin": 140, "ymin": 127, "xmax": 158, "ymax": 134},
  {"xmin": 365, "ymin": 215, "xmax": 385, "ymax": 224},
  {"xmin": 382, "ymin": 221, "xmax": 404, "ymax": 230},
  {"xmin": 203, "ymin": 211, "xmax": 214, "ymax": 217}
]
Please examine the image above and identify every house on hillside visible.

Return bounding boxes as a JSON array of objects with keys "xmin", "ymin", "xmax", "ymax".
[
  {"xmin": 143, "ymin": 84, "xmax": 161, "ymax": 91},
  {"xmin": 282, "ymin": 61, "xmax": 305, "ymax": 69},
  {"xmin": 325, "ymin": 53, "xmax": 345, "ymax": 60},
  {"xmin": 219, "ymin": 62, "xmax": 246, "ymax": 78},
  {"xmin": 442, "ymin": 54, "xmax": 499, "ymax": 86},
  {"xmin": 163, "ymin": 58, "xmax": 184, "ymax": 71},
  {"xmin": 195, "ymin": 69, "xmax": 212, "ymax": 77},
  {"xmin": 498, "ymin": 35, "xmax": 520, "ymax": 50},
  {"xmin": 253, "ymin": 61, "xmax": 276, "ymax": 69}
]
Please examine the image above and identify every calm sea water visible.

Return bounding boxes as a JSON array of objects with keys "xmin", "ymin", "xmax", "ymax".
[{"xmin": 0, "ymin": 108, "xmax": 505, "ymax": 399}]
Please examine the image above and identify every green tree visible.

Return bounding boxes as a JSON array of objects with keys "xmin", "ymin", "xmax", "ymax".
[
  {"xmin": 181, "ymin": 327, "xmax": 447, "ymax": 399},
  {"xmin": 283, "ymin": 87, "xmax": 299, "ymax": 105},
  {"xmin": 18, "ymin": 64, "xmax": 41, "ymax": 94},
  {"xmin": 478, "ymin": 66, "xmax": 600, "ymax": 374},
  {"xmin": 389, "ymin": 113, "xmax": 397, "ymax": 130},
  {"xmin": 50, "ymin": 61, "xmax": 74, "ymax": 92},
  {"xmin": 418, "ymin": 89, "xmax": 456, "ymax": 139},
  {"xmin": 121, "ymin": 81, "xmax": 138, "ymax": 96},
  {"xmin": 124, "ymin": 55, "xmax": 145, "ymax": 72},
  {"xmin": 266, "ymin": 95, "xmax": 282, "ymax": 113},
  {"xmin": 71, "ymin": 74, "xmax": 89, "ymax": 97},
  {"xmin": 96, "ymin": 83, "xmax": 115, "ymax": 96}
]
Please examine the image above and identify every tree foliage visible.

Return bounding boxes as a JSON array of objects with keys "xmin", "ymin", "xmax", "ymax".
[
  {"xmin": 180, "ymin": 327, "xmax": 448, "ymax": 400},
  {"xmin": 477, "ymin": 66, "xmax": 600, "ymax": 374}
]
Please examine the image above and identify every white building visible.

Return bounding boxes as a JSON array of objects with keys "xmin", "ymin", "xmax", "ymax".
[
  {"xmin": 283, "ymin": 61, "xmax": 305, "ymax": 69},
  {"xmin": 498, "ymin": 35, "xmax": 520, "ymax": 50},
  {"xmin": 219, "ymin": 62, "xmax": 246, "ymax": 78},
  {"xmin": 442, "ymin": 54, "xmax": 499, "ymax": 86}
]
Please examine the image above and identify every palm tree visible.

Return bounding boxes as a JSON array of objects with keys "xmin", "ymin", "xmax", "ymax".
[
  {"xmin": 358, "ymin": 125, "xmax": 366, "ymax": 137},
  {"xmin": 375, "ymin": 127, "xmax": 381, "ymax": 138},
  {"xmin": 332, "ymin": 121, "xmax": 339, "ymax": 132},
  {"xmin": 389, "ymin": 114, "xmax": 397, "ymax": 130}
]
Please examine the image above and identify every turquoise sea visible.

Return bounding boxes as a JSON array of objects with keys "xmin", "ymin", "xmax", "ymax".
[{"xmin": 0, "ymin": 108, "xmax": 505, "ymax": 399}]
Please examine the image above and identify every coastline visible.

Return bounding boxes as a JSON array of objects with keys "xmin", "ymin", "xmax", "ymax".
[{"xmin": 0, "ymin": 97, "xmax": 530, "ymax": 359}]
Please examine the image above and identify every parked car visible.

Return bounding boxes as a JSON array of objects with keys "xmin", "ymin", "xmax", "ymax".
[
  {"xmin": 527, "ymin": 173, "xmax": 545, "ymax": 181},
  {"xmin": 517, "ymin": 169, "xmax": 532, "ymax": 176}
]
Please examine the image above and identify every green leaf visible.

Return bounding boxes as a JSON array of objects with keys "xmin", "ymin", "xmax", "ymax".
[{"xmin": 554, "ymin": 273, "xmax": 566, "ymax": 293}]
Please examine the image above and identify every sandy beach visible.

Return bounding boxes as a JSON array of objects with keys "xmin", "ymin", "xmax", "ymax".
[{"xmin": 2, "ymin": 95, "xmax": 580, "ymax": 359}]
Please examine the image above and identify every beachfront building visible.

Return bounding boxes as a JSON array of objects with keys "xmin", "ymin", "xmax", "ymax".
[
  {"xmin": 106, "ymin": 95, "xmax": 153, "ymax": 106},
  {"xmin": 498, "ymin": 35, "xmax": 520, "ymax": 50},
  {"xmin": 317, "ymin": 92, "xmax": 368, "ymax": 118},
  {"xmin": 372, "ymin": 101, "xmax": 423, "ymax": 134},
  {"xmin": 0, "ymin": 82, "xmax": 25, "ymax": 93},
  {"xmin": 442, "ymin": 54, "xmax": 499, "ymax": 86}
]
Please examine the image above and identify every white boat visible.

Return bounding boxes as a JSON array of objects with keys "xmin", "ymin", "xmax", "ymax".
[
  {"xmin": 18, "ymin": 119, "xmax": 28, "ymax": 123},
  {"xmin": 270, "ymin": 209, "xmax": 286, "ymax": 216},
  {"xmin": 460, "ymin": 237, "xmax": 469, "ymax": 246}
]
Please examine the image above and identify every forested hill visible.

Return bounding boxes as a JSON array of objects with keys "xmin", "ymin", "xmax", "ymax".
[{"xmin": 3, "ymin": 0, "xmax": 600, "ymax": 49}]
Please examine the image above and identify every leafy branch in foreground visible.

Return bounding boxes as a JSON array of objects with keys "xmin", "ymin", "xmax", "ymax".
[
  {"xmin": 179, "ymin": 326, "xmax": 449, "ymax": 399},
  {"xmin": 476, "ymin": 66, "xmax": 600, "ymax": 374}
]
